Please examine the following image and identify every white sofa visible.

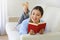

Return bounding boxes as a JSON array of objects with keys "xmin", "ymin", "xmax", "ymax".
[
  {"xmin": 6, "ymin": 0, "xmax": 60, "ymax": 40},
  {"xmin": 6, "ymin": 22, "xmax": 60, "ymax": 40},
  {"xmin": 6, "ymin": 6, "xmax": 60, "ymax": 40}
]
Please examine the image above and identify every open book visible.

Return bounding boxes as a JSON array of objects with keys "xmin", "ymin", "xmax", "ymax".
[{"xmin": 28, "ymin": 22, "xmax": 46, "ymax": 33}]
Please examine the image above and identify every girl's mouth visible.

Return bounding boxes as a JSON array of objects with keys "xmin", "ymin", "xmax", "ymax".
[{"xmin": 33, "ymin": 18, "xmax": 37, "ymax": 21}]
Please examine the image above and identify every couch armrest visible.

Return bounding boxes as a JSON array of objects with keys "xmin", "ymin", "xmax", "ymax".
[
  {"xmin": 7, "ymin": 31, "xmax": 20, "ymax": 40},
  {"xmin": 21, "ymin": 32, "xmax": 60, "ymax": 40},
  {"xmin": 6, "ymin": 22, "xmax": 17, "ymax": 31},
  {"xmin": 6, "ymin": 22, "xmax": 20, "ymax": 40}
]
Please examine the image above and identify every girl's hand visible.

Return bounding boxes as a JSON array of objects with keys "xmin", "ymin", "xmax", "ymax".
[
  {"xmin": 39, "ymin": 29, "xmax": 44, "ymax": 34},
  {"xmin": 29, "ymin": 29, "xmax": 35, "ymax": 35}
]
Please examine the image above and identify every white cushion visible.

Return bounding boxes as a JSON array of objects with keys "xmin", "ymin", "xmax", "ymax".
[
  {"xmin": 42, "ymin": 7, "xmax": 60, "ymax": 32},
  {"xmin": 6, "ymin": 22, "xmax": 17, "ymax": 31}
]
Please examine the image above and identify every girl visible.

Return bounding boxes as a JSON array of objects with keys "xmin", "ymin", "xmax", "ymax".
[{"xmin": 19, "ymin": 6, "xmax": 46, "ymax": 35}]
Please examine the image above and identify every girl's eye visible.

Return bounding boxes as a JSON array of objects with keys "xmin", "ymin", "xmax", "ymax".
[
  {"xmin": 37, "ymin": 14, "xmax": 40, "ymax": 16},
  {"xmin": 32, "ymin": 13, "xmax": 35, "ymax": 15}
]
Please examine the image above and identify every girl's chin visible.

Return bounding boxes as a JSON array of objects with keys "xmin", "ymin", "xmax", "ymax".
[
  {"xmin": 32, "ymin": 19, "xmax": 37, "ymax": 22},
  {"xmin": 33, "ymin": 20, "xmax": 37, "ymax": 22}
]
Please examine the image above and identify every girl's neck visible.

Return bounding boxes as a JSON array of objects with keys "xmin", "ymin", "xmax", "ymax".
[
  {"xmin": 29, "ymin": 19, "xmax": 40, "ymax": 24},
  {"xmin": 33, "ymin": 22, "xmax": 40, "ymax": 24},
  {"xmin": 29, "ymin": 20, "xmax": 40, "ymax": 24}
]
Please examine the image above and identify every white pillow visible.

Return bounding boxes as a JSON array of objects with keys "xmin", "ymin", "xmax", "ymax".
[{"xmin": 42, "ymin": 7, "xmax": 60, "ymax": 32}]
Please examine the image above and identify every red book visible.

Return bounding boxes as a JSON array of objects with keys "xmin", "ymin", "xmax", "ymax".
[{"xmin": 28, "ymin": 22, "xmax": 46, "ymax": 34}]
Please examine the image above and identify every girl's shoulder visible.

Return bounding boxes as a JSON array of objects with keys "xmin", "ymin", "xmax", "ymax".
[
  {"xmin": 21, "ymin": 18, "xmax": 30, "ymax": 25},
  {"xmin": 22, "ymin": 18, "xmax": 30, "ymax": 22},
  {"xmin": 40, "ymin": 19, "xmax": 46, "ymax": 24}
]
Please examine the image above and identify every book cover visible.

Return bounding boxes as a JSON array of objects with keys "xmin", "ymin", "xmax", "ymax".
[{"xmin": 28, "ymin": 22, "xmax": 46, "ymax": 33}]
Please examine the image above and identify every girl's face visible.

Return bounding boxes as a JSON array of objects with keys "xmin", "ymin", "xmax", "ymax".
[{"xmin": 30, "ymin": 9, "xmax": 42, "ymax": 23}]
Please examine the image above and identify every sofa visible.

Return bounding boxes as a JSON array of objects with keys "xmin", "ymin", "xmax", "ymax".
[
  {"xmin": 6, "ymin": 6, "xmax": 60, "ymax": 40},
  {"xmin": 6, "ymin": 22, "xmax": 60, "ymax": 40},
  {"xmin": 6, "ymin": 0, "xmax": 60, "ymax": 40}
]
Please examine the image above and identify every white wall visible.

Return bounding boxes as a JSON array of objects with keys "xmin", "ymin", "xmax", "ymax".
[
  {"xmin": 7, "ymin": 0, "xmax": 45, "ymax": 17},
  {"xmin": 7, "ymin": 0, "xmax": 22, "ymax": 17},
  {"xmin": 7, "ymin": 0, "xmax": 60, "ymax": 17}
]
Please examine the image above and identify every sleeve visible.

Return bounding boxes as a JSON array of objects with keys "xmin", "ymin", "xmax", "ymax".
[
  {"xmin": 40, "ymin": 19, "xmax": 44, "ymax": 22},
  {"xmin": 18, "ymin": 14, "xmax": 24, "ymax": 24},
  {"xmin": 18, "ymin": 19, "xmax": 29, "ymax": 35}
]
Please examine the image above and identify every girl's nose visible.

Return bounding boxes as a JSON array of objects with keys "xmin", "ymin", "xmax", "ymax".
[{"xmin": 34, "ymin": 15, "xmax": 37, "ymax": 18}]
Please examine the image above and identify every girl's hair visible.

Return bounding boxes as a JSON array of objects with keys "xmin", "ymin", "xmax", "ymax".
[
  {"xmin": 31, "ymin": 6, "xmax": 44, "ymax": 16},
  {"xmin": 30, "ymin": 6, "xmax": 44, "ymax": 23}
]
